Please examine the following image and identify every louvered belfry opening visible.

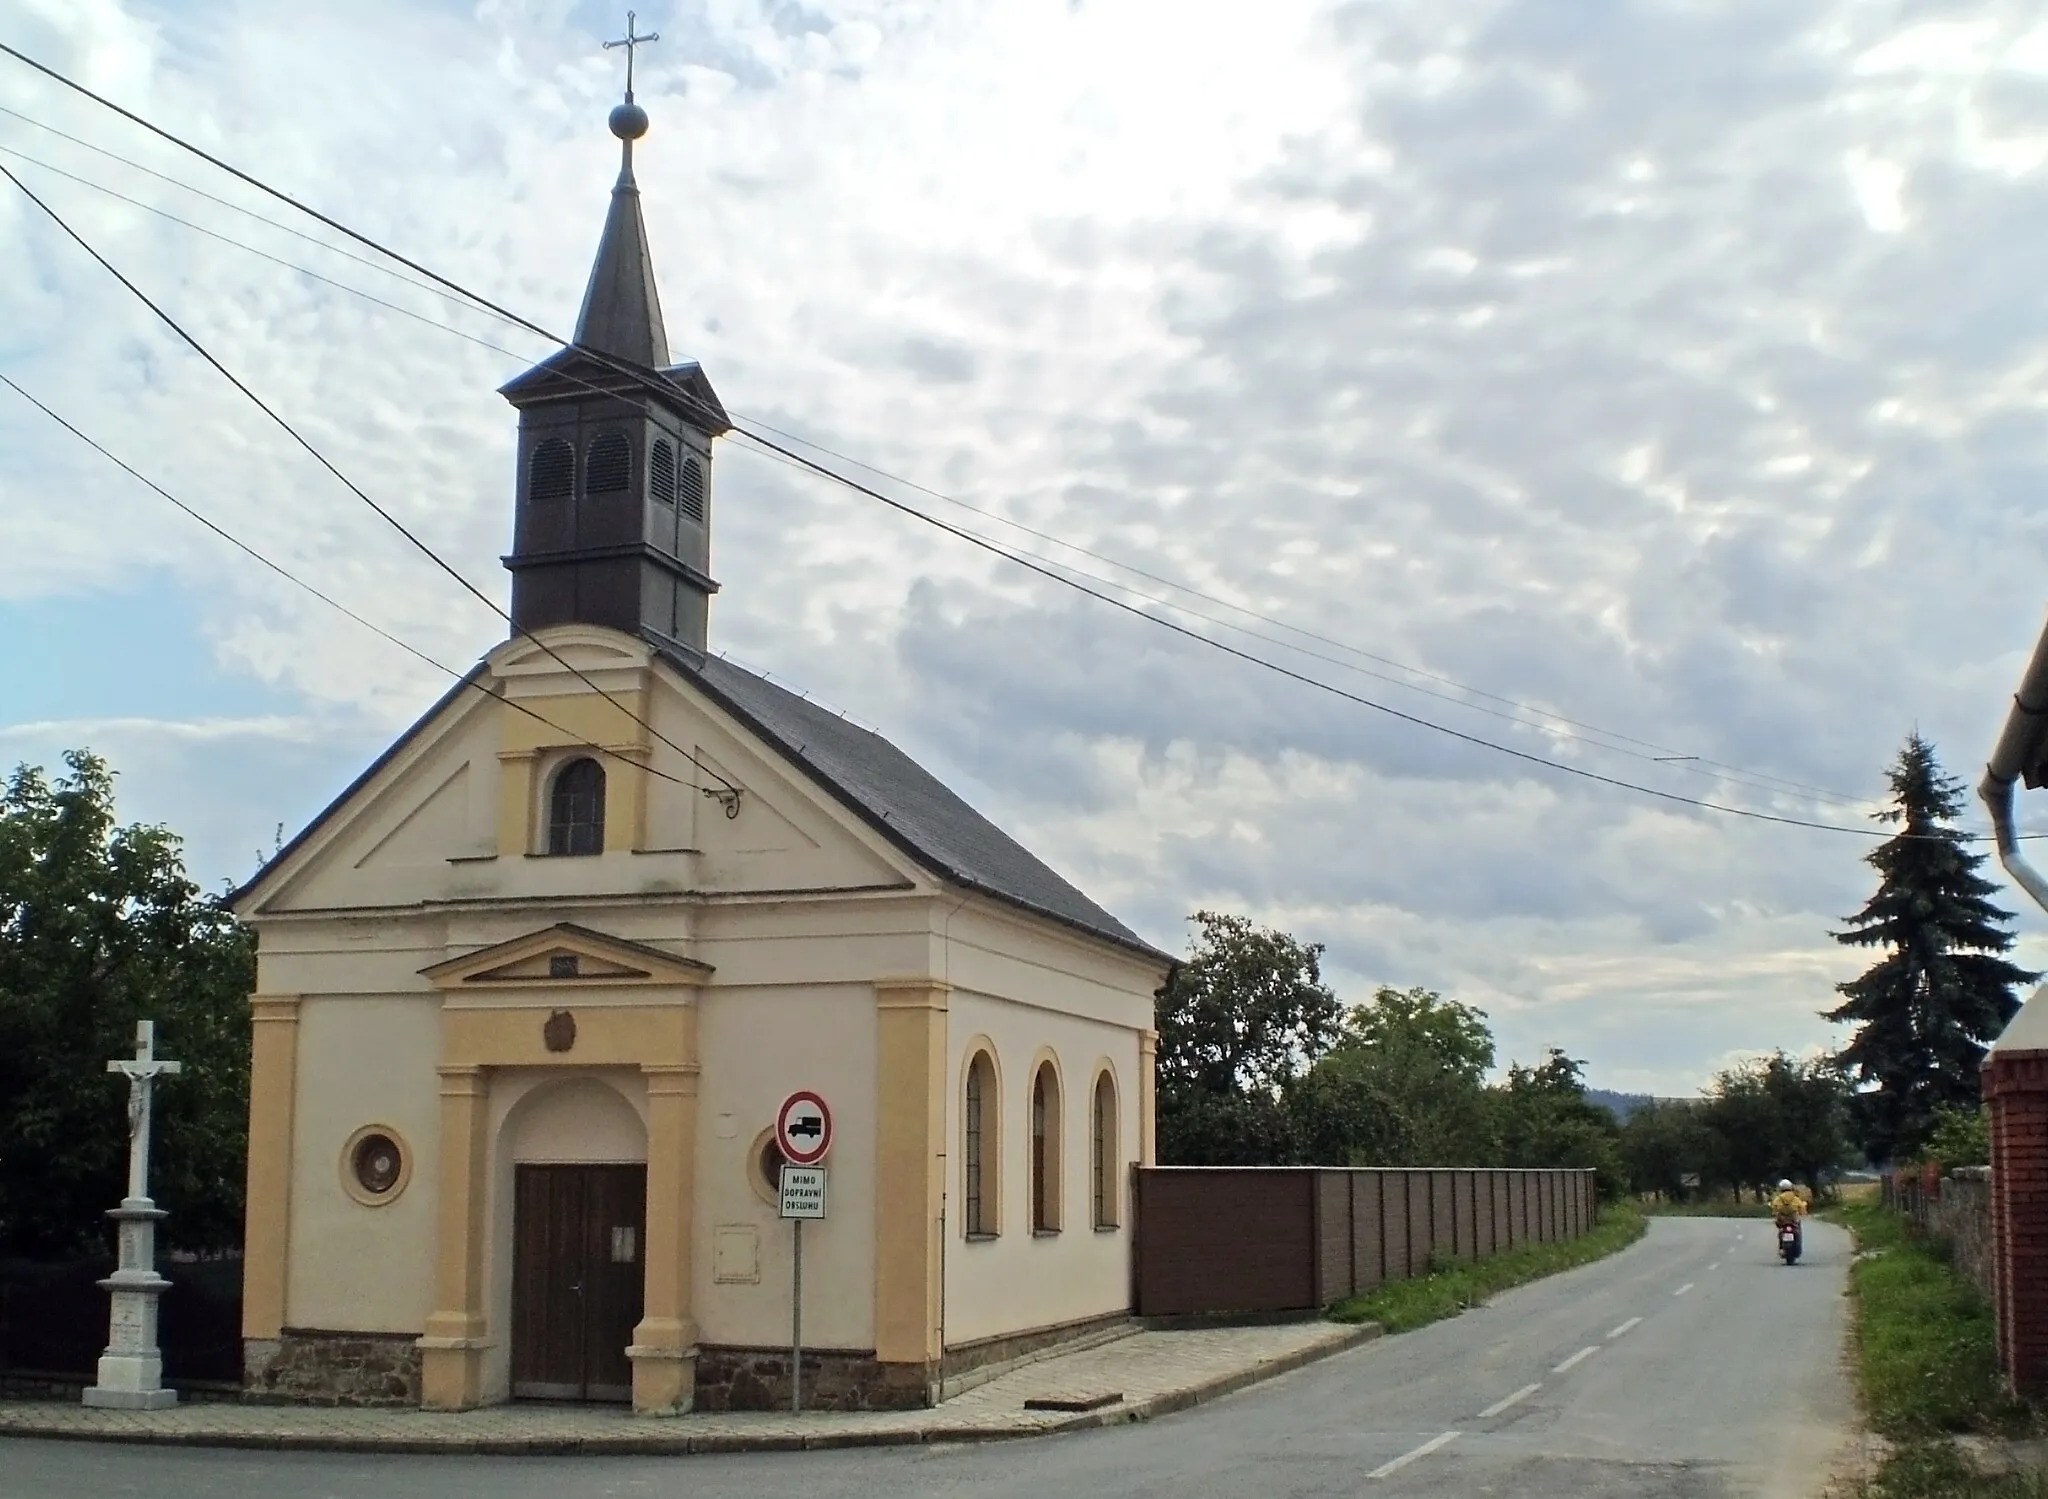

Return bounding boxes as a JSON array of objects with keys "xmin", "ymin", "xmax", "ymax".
[
  {"xmin": 499, "ymin": 98, "xmax": 731, "ymax": 650},
  {"xmin": 679, "ymin": 457, "xmax": 706, "ymax": 525},
  {"xmin": 529, "ymin": 438, "xmax": 574, "ymax": 501},
  {"xmin": 585, "ymin": 431, "xmax": 632, "ymax": 494},
  {"xmin": 650, "ymin": 439, "xmax": 677, "ymax": 507}
]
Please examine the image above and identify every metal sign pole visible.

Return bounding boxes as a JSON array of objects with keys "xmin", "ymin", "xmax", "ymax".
[{"xmin": 791, "ymin": 1217, "xmax": 804, "ymax": 1415}]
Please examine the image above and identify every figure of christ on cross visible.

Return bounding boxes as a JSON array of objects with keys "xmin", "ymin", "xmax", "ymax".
[{"xmin": 108, "ymin": 1020, "xmax": 181, "ymax": 1205}]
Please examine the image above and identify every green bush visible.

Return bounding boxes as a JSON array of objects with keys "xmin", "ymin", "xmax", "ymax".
[{"xmin": 1923, "ymin": 1106, "xmax": 1992, "ymax": 1174}]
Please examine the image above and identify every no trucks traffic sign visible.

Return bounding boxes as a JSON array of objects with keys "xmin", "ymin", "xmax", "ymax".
[{"xmin": 775, "ymin": 1090, "xmax": 832, "ymax": 1167}]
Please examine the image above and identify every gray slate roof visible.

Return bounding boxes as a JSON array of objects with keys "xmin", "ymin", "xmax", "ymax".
[{"xmin": 659, "ymin": 643, "xmax": 1166, "ymax": 963}]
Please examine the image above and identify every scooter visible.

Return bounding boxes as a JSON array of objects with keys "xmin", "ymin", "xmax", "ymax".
[{"xmin": 1776, "ymin": 1218, "xmax": 1802, "ymax": 1265}]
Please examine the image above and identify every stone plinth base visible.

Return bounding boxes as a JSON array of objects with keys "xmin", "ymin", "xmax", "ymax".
[
  {"xmin": 244, "ymin": 1330, "xmax": 422, "ymax": 1406},
  {"xmin": 81, "ymin": 1384, "xmax": 177, "ymax": 1410},
  {"xmin": 692, "ymin": 1346, "xmax": 931, "ymax": 1412}
]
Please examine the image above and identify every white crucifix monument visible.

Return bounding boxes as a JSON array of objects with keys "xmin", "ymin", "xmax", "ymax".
[{"xmin": 82, "ymin": 1020, "xmax": 183, "ymax": 1409}]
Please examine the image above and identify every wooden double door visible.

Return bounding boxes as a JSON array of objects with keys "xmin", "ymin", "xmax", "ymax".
[{"xmin": 511, "ymin": 1164, "xmax": 646, "ymax": 1402}]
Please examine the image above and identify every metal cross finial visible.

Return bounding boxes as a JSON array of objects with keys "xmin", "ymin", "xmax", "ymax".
[{"xmin": 604, "ymin": 10, "xmax": 660, "ymax": 102}]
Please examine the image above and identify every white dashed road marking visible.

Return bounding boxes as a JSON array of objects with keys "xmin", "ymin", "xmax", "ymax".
[
  {"xmin": 1478, "ymin": 1383, "xmax": 1541, "ymax": 1419},
  {"xmin": 1709, "ymin": 1261, "xmax": 1721, "ymax": 1270},
  {"xmin": 1369, "ymin": 1431, "xmax": 1461, "ymax": 1480},
  {"xmin": 1674, "ymin": 1282, "xmax": 1694, "ymax": 1297},
  {"xmin": 1553, "ymin": 1346, "xmax": 1599, "ymax": 1374},
  {"xmin": 1606, "ymin": 1317, "xmax": 1641, "ymax": 1340}
]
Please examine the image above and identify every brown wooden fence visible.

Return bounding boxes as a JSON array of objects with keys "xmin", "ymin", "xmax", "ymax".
[{"xmin": 1131, "ymin": 1166, "xmax": 1600, "ymax": 1317}]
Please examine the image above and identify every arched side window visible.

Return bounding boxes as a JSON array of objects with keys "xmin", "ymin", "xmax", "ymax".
[
  {"xmin": 679, "ymin": 457, "xmax": 706, "ymax": 524},
  {"xmin": 1091, "ymin": 1068, "xmax": 1119, "ymax": 1229},
  {"xmin": 585, "ymin": 431, "xmax": 631, "ymax": 494},
  {"xmin": 528, "ymin": 438, "xmax": 574, "ymax": 501},
  {"xmin": 963, "ymin": 1049, "xmax": 999, "ymax": 1238},
  {"xmin": 546, "ymin": 757, "xmax": 606, "ymax": 856},
  {"xmin": 1031, "ymin": 1059, "xmax": 1062, "ymax": 1234},
  {"xmin": 650, "ymin": 439, "xmax": 677, "ymax": 507}
]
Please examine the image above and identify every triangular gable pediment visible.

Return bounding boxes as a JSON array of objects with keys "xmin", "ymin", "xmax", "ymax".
[{"xmin": 421, "ymin": 923, "xmax": 712, "ymax": 990}]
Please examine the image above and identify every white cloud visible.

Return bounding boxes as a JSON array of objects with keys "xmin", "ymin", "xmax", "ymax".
[{"xmin": 8, "ymin": 0, "xmax": 2048, "ymax": 1091}]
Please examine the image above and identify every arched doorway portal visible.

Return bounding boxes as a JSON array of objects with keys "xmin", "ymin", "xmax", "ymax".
[{"xmin": 505, "ymin": 1078, "xmax": 647, "ymax": 1402}]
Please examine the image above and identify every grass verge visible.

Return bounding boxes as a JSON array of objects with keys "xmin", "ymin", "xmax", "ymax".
[
  {"xmin": 1831, "ymin": 1201, "xmax": 2043, "ymax": 1497},
  {"xmin": 1327, "ymin": 1201, "xmax": 1646, "ymax": 1333}
]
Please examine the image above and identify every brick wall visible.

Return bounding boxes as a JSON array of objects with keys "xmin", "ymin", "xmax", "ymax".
[{"xmin": 1987, "ymin": 1050, "xmax": 2048, "ymax": 1396}]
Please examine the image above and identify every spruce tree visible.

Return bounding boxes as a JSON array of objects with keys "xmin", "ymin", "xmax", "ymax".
[{"xmin": 1827, "ymin": 734, "xmax": 2039, "ymax": 1164}]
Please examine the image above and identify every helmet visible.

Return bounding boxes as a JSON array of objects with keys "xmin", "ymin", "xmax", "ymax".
[{"xmin": 1777, "ymin": 1179, "xmax": 1794, "ymax": 1191}]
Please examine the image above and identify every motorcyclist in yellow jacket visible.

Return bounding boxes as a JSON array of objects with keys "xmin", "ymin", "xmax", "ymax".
[{"xmin": 1769, "ymin": 1179, "xmax": 1807, "ymax": 1257}]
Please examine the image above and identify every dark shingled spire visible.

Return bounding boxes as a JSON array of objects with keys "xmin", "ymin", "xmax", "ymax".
[{"xmin": 573, "ymin": 128, "xmax": 669, "ymax": 368}]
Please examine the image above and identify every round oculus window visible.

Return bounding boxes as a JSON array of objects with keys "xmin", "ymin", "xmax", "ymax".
[{"xmin": 352, "ymin": 1133, "xmax": 402, "ymax": 1196}]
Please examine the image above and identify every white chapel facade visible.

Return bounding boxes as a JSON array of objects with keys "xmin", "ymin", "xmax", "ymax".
[{"xmin": 231, "ymin": 94, "xmax": 1168, "ymax": 1413}]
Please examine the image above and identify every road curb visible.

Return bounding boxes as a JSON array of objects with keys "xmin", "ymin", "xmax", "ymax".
[{"xmin": 0, "ymin": 1324, "xmax": 1383, "ymax": 1458}]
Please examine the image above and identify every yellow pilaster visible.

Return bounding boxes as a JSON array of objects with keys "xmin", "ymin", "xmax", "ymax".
[
  {"xmin": 495, "ymin": 689, "xmax": 654, "ymax": 855},
  {"xmin": 873, "ymin": 979, "xmax": 949, "ymax": 1373},
  {"xmin": 1138, "ymin": 1029, "xmax": 1158, "ymax": 1167},
  {"xmin": 241, "ymin": 995, "xmax": 300, "ymax": 1342},
  {"xmin": 630, "ymin": 1055, "xmax": 702, "ymax": 1415},
  {"xmin": 417, "ymin": 1065, "xmax": 492, "ymax": 1409}
]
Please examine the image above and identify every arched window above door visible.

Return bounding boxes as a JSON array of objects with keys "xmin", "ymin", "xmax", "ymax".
[{"xmin": 546, "ymin": 757, "xmax": 606, "ymax": 856}]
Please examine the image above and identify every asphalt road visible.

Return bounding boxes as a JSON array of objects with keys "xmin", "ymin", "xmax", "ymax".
[{"xmin": 1, "ymin": 1216, "xmax": 1854, "ymax": 1499}]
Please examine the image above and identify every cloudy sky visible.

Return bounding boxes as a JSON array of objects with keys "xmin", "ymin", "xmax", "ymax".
[{"xmin": 7, "ymin": 0, "xmax": 2048, "ymax": 1094}]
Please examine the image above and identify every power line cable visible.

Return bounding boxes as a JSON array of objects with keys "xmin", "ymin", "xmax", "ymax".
[
  {"xmin": 741, "ymin": 418, "xmax": 1872, "ymax": 808},
  {"xmin": 0, "ymin": 371, "xmax": 715, "ymax": 799},
  {"xmin": 0, "ymin": 101, "xmax": 482, "ymax": 314},
  {"xmin": 0, "ymin": 132, "xmax": 1880, "ymax": 820},
  {"xmin": 0, "ymin": 47, "xmax": 1943, "ymax": 838},
  {"xmin": 729, "ymin": 432, "xmax": 1882, "ymax": 808},
  {"xmin": 0, "ymin": 143, "xmax": 509, "ymax": 348},
  {"xmin": 0, "ymin": 71, "xmax": 1875, "ymax": 809},
  {"xmin": 0, "ymin": 160, "xmax": 743, "ymax": 808}
]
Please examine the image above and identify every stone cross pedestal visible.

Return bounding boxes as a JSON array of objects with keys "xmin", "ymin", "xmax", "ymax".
[{"xmin": 83, "ymin": 1020, "xmax": 183, "ymax": 1410}]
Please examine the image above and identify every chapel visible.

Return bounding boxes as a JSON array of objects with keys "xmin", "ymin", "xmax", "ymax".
[{"xmin": 229, "ymin": 87, "xmax": 1169, "ymax": 1413}]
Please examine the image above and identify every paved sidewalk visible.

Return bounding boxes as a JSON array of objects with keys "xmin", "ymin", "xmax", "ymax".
[{"xmin": 0, "ymin": 1320, "xmax": 1377, "ymax": 1456}]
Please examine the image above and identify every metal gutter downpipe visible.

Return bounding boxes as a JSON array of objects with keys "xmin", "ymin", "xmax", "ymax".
[{"xmin": 1980, "ymin": 614, "xmax": 2048, "ymax": 919}]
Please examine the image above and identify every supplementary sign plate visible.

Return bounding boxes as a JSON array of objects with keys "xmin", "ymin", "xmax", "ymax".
[{"xmin": 779, "ymin": 1165, "xmax": 827, "ymax": 1220}]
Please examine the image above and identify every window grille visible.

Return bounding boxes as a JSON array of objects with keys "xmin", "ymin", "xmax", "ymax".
[{"xmin": 546, "ymin": 758, "xmax": 606, "ymax": 855}]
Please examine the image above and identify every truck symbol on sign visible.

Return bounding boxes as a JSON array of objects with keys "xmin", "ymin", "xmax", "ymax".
[{"xmin": 787, "ymin": 1116, "xmax": 823, "ymax": 1139}]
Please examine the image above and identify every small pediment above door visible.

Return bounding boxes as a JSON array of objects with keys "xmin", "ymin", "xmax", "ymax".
[{"xmin": 420, "ymin": 923, "xmax": 713, "ymax": 989}]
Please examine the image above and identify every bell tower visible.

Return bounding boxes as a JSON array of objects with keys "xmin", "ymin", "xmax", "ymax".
[{"xmin": 499, "ymin": 37, "xmax": 729, "ymax": 659}]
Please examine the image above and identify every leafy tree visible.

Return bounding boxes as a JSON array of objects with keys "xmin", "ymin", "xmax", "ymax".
[
  {"xmin": 1698, "ymin": 1052, "xmax": 1851, "ymax": 1199},
  {"xmin": 1922, "ymin": 1104, "xmax": 1991, "ymax": 1172},
  {"xmin": 1490, "ymin": 1048, "xmax": 1625, "ymax": 1198},
  {"xmin": 1154, "ymin": 911, "xmax": 1341, "ymax": 1165},
  {"xmin": 1619, "ymin": 1099, "xmax": 1720, "ymax": 1200},
  {"xmin": 1700, "ymin": 1062, "xmax": 1781, "ymax": 1199},
  {"xmin": 0, "ymin": 752, "xmax": 253, "ymax": 1255},
  {"xmin": 1827, "ymin": 735, "xmax": 2037, "ymax": 1164},
  {"xmin": 1757, "ymin": 1052, "xmax": 1852, "ymax": 1194},
  {"xmin": 1290, "ymin": 986, "xmax": 1495, "ymax": 1167}
]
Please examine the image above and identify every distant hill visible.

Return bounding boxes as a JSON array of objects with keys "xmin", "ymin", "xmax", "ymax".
[{"xmin": 1585, "ymin": 1088, "xmax": 1659, "ymax": 1121}]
